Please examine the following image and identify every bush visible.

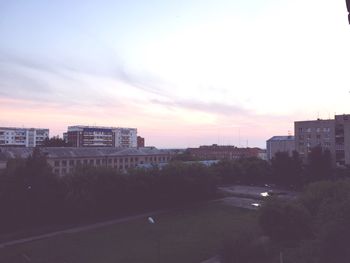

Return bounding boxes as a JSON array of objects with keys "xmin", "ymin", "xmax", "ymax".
[{"xmin": 259, "ymin": 199, "xmax": 312, "ymax": 246}]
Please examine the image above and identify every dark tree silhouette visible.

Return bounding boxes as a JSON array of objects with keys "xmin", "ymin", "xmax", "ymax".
[
  {"xmin": 305, "ymin": 146, "xmax": 332, "ymax": 182},
  {"xmin": 42, "ymin": 136, "xmax": 72, "ymax": 147},
  {"xmin": 271, "ymin": 151, "xmax": 302, "ymax": 188}
]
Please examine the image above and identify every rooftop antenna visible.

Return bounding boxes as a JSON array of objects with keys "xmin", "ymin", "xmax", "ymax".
[{"xmin": 238, "ymin": 128, "xmax": 241, "ymax": 147}]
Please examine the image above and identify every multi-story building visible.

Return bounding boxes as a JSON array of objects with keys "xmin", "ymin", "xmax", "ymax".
[
  {"xmin": 294, "ymin": 114, "xmax": 350, "ymax": 166},
  {"xmin": 295, "ymin": 119, "xmax": 335, "ymax": 160},
  {"xmin": 66, "ymin": 126, "xmax": 137, "ymax": 148},
  {"xmin": 187, "ymin": 144, "xmax": 264, "ymax": 160},
  {"xmin": 266, "ymin": 136, "xmax": 295, "ymax": 160},
  {"xmin": 0, "ymin": 127, "xmax": 49, "ymax": 147},
  {"xmin": 114, "ymin": 128, "xmax": 137, "ymax": 148},
  {"xmin": 334, "ymin": 114, "xmax": 350, "ymax": 165},
  {"xmin": 0, "ymin": 147, "xmax": 174, "ymax": 176}
]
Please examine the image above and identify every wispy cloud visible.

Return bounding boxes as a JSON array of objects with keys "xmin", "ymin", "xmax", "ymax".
[{"xmin": 151, "ymin": 98, "xmax": 251, "ymax": 116}]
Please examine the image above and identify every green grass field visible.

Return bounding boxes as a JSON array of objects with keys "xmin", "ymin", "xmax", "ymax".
[{"xmin": 0, "ymin": 202, "xmax": 257, "ymax": 263}]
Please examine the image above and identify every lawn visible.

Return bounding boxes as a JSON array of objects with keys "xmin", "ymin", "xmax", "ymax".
[{"xmin": 0, "ymin": 201, "xmax": 258, "ymax": 263}]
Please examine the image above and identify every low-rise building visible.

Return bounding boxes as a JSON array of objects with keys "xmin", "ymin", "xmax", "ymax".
[
  {"xmin": 0, "ymin": 147, "xmax": 173, "ymax": 176},
  {"xmin": 0, "ymin": 127, "xmax": 49, "ymax": 147},
  {"xmin": 266, "ymin": 136, "xmax": 295, "ymax": 160},
  {"xmin": 187, "ymin": 144, "xmax": 264, "ymax": 161}
]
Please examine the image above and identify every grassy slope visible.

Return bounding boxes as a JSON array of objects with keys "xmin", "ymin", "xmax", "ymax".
[{"xmin": 0, "ymin": 202, "xmax": 257, "ymax": 263}]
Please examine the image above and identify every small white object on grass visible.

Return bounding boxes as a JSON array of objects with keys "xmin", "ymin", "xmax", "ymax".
[{"xmin": 148, "ymin": 217, "xmax": 155, "ymax": 224}]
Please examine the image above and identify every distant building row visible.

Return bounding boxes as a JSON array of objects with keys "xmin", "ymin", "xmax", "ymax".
[
  {"xmin": 0, "ymin": 125, "xmax": 145, "ymax": 148},
  {"xmin": 267, "ymin": 114, "xmax": 350, "ymax": 166},
  {"xmin": 188, "ymin": 144, "xmax": 267, "ymax": 160},
  {"xmin": 0, "ymin": 147, "xmax": 173, "ymax": 176}
]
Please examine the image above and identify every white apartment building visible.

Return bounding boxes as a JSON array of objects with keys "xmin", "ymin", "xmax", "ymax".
[
  {"xmin": 114, "ymin": 128, "xmax": 137, "ymax": 148},
  {"xmin": 67, "ymin": 126, "xmax": 137, "ymax": 148},
  {"xmin": 0, "ymin": 127, "xmax": 49, "ymax": 147}
]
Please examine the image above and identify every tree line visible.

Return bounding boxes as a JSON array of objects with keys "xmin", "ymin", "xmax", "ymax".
[
  {"xmin": 214, "ymin": 145, "xmax": 349, "ymax": 189},
  {"xmin": 0, "ymin": 148, "xmax": 218, "ymax": 234},
  {"xmin": 1, "ymin": 145, "xmax": 349, "ymax": 235},
  {"xmin": 221, "ymin": 179, "xmax": 350, "ymax": 263}
]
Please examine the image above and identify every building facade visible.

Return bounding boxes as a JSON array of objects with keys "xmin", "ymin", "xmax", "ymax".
[
  {"xmin": 295, "ymin": 119, "xmax": 335, "ymax": 161},
  {"xmin": 114, "ymin": 128, "xmax": 137, "ymax": 148},
  {"xmin": 266, "ymin": 136, "xmax": 295, "ymax": 160},
  {"xmin": 334, "ymin": 114, "xmax": 350, "ymax": 165},
  {"xmin": 66, "ymin": 126, "xmax": 137, "ymax": 148},
  {"xmin": 0, "ymin": 127, "xmax": 49, "ymax": 147},
  {"xmin": 294, "ymin": 115, "xmax": 350, "ymax": 166},
  {"xmin": 0, "ymin": 147, "xmax": 174, "ymax": 176},
  {"xmin": 137, "ymin": 136, "xmax": 145, "ymax": 148},
  {"xmin": 187, "ymin": 144, "xmax": 264, "ymax": 160}
]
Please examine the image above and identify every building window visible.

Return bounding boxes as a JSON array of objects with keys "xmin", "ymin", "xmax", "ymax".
[
  {"xmin": 54, "ymin": 161, "xmax": 60, "ymax": 167},
  {"xmin": 54, "ymin": 168, "xmax": 60, "ymax": 174},
  {"xmin": 89, "ymin": 159, "xmax": 94, "ymax": 165},
  {"xmin": 108, "ymin": 159, "xmax": 112, "ymax": 164},
  {"xmin": 306, "ymin": 128, "xmax": 311, "ymax": 132},
  {"xmin": 69, "ymin": 160, "xmax": 74, "ymax": 166},
  {"xmin": 96, "ymin": 159, "xmax": 101, "ymax": 165},
  {"xmin": 62, "ymin": 160, "xmax": 67, "ymax": 166},
  {"xmin": 83, "ymin": 160, "xmax": 88, "ymax": 165}
]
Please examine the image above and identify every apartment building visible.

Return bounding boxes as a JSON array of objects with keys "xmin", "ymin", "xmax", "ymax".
[
  {"xmin": 266, "ymin": 136, "xmax": 295, "ymax": 160},
  {"xmin": 0, "ymin": 147, "xmax": 174, "ymax": 176},
  {"xmin": 66, "ymin": 126, "xmax": 137, "ymax": 148},
  {"xmin": 334, "ymin": 114, "xmax": 350, "ymax": 165},
  {"xmin": 294, "ymin": 114, "xmax": 350, "ymax": 166},
  {"xmin": 295, "ymin": 119, "xmax": 334, "ymax": 159},
  {"xmin": 0, "ymin": 127, "xmax": 49, "ymax": 147}
]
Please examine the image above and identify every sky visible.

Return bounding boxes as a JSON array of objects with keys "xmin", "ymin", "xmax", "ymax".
[{"xmin": 0, "ymin": 0, "xmax": 350, "ymax": 148}]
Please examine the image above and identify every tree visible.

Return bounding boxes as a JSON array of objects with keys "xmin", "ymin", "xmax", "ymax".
[
  {"xmin": 259, "ymin": 199, "xmax": 312, "ymax": 246},
  {"xmin": 239, "ymin": 157, "xmax": 271, "ymax": 185},
  {"xmin": 221, "ymin": 230, "xmax": 271, "ymax": 263},
  {"xmin": 271, "ymin": 151, "xmax": 302, "ymax": 188},
  {"xmin": 305, "ymin": 146, "xmax": 332, "ymax": 182},
  {"xmin": 211, "ymin": 160, "xmax": 242, "ymax": 184},
  {"xmin": 42, "ymin": 136, "xmax": 72, "ymax": 147}
]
